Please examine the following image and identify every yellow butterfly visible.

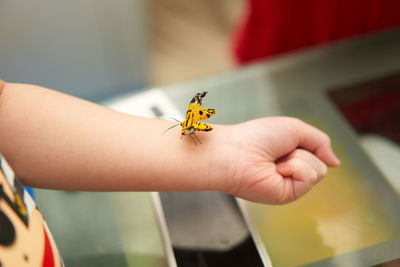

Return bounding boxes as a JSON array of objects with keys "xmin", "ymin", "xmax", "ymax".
[{"xmin": 164, "ymin": 91, "xmax": 215, "ymax": 144}]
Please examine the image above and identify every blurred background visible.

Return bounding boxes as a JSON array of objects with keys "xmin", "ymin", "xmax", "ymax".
[
  {"xmin": 148, "ymin": 0, "xmax": 242, "ymax": 86},
  {"xmin": 0, "ymin": 0, "xmax": 242, "ymax": 101},
  {"xmin": 2, "ymin": 0, "xmax": 399, "ymax": 100}
]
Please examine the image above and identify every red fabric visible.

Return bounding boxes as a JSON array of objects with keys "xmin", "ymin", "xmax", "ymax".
[
  {"xmin": 234, "ymin": 0, "xmax": 400, "ymax": 64},
  {"xmin": 42, "ymin": 225, "xmax": 55, "ymax": 267}
]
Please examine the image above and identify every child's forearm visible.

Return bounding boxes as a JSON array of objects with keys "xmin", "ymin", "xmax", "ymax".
[{"xmin": 0, "ymin": 82, "xmax": 222, "ymax": 191}]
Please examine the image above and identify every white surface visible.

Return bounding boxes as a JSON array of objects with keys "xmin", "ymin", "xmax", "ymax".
[
  {"xmin": 107, "ymin": 88, "xmax": 184, "ymax": 121},
  {"xmin": 360, "ymin": 134, "xmax": 400, "ymax": 194}
]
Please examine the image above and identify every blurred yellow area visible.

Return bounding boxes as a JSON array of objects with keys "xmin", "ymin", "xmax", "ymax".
[{"xmin": 245, "ymin": 127, "xmax": 400, "ymax": 267}]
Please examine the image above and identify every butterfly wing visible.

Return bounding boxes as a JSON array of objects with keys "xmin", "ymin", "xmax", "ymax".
[
  {"xmin": 194, "ymin": 108, "xmax": 216, "ymax": 122},
  {"xmin": 181, "ymin": 91, "xmax": 215, "ymax": 137},
  {"xmin": 182, "ymin": 92, "xmax": 207, "ymax": 128},
  {"xmin": 192, "ymin": 122, "xmax": 213, "ymax": 132}
]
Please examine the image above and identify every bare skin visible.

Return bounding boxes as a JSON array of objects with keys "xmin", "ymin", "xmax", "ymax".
[{"xmin": 0, "ymin": 81, "xmax": 340, "ymax": 204}]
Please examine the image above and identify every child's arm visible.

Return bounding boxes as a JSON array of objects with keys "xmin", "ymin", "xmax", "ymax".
[{"xmin": 0, "ymin": 82, "xmax": 339, "ymax": 204}]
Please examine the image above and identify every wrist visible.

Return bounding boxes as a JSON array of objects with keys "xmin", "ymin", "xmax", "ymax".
[
  {"xmin": 206, "ymin": 124, "xmax": 240, "ymax": 194},
  {"xmin": 166, "ymin": 124, "xmax": 233, "ymax": 192}
]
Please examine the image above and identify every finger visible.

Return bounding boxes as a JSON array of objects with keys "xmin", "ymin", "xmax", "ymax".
[
  {"xmin": 277, "ymin": 149, "xmax": 327, "ymax": 182},
  {"xmin": 277, "ymin": 157, "xmax": 320, "ymax": 200},
  {"xmin": 292, "ymin": 119, "xmax": 341, "ymax": 167},
  {"xmin": 277, "ymin": 157, "xmax": 318, "ymax": 184}
]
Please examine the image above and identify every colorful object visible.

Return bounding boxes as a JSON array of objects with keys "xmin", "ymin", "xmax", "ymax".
[
  {"xmin": 0, "ymin": 154, "xmax": 63, "ymax": 267},
  {"xmin": 164, "ymin": 92, "xmax": 215, "ymax": 144}
]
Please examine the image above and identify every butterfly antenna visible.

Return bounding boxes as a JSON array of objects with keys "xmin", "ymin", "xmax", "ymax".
[
  {"xmin": 163, "ymin": 123, "xmax": 181, "ymax": 134},
  {"xmin": 169, "ymin": 117, "xmax": 182, "ymax": 123}
]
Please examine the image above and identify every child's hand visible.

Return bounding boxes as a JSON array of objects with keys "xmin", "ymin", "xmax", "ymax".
[{"xmin": 212, "ymin": 117, "xmax": 340, "ymax": 204}]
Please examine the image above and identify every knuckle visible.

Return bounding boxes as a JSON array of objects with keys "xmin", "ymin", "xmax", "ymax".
[
  {"xmin": 320, "ymin": 164, "xmax": 328, "ymax": 178},
  {"xmin": 310, "ymin": 169, "xmax": 319, "ymax": 183}
]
